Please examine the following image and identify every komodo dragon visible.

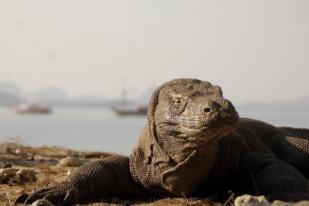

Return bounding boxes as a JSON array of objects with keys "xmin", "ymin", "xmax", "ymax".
[{"xmin": 16, "ymin": 79, "xmax": 309, "ymax": 205}]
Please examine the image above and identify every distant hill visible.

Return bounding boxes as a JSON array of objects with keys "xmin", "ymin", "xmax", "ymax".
[
  {"xmin": 0, "ymin": 81, "xmax": 25, "ymax": 106},
  {"xmin": 0, "ymin": 92, "xmax": 24, "ymax": 106},
  {"xmin": 29, "ymin": 87, "xmax": 69, "ymax": 103},
  {"xmin": 0, "ymin": 81, "xmax": 24, "ymax": 98},
  {"xmin": 237, "ymin": 97, "xmax": 309, "ymax": 127},
  {"xmin": 238, "ymin": 97, "xmax": 309, "ymax": 113}
]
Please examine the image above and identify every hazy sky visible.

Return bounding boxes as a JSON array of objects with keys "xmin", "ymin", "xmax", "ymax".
[{"xmin": 0, "ymin": 0, "xmax": 308, "ymax": 104}]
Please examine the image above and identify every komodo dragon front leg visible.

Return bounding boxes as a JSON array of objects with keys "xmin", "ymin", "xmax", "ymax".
[
  {"xmin": 15, "ymin": 155, "xmax": 150, "ymax": 205},
  {"xmin": 239, "ymin": 153, "xmax": 309, "ymax": 201}
]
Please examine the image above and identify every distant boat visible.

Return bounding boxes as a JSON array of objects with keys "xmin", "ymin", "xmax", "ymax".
[
  {"xmin": 111, "ymin": 82, "xmax": 147, "ymax": 116},
  {"xmin": 112, "ymin": 105, "xmax": 147, "ymax": 116},
  {"xmin": 15, "ymin": 103, "xmax": 52, "ymax": 114}
]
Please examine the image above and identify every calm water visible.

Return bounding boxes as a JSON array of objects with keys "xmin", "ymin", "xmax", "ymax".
[
  {"xmin": 0, "ymin": 107, "xmax": 146, "ymax": 155},
  {"xmin": 0, "ymin": 106, "xmax": 308, "ymax": 155}
]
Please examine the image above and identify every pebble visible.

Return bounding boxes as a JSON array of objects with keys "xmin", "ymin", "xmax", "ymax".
[
  {"xmin": 272, "ymin": 201, "xmax": 309, "ymax": 206},
  {"xmin": 0, "ymin": 168, "xmax": 19, "ymax": 183},
  {"xmin": 0, "ymin": 162, "xmax": 12, "ymax": 169},
  {"xmin": 57, "ymin": 156, "xmax": 87, "ymax": 167},
  {"xmin": 31, "ymin": 199, "xmax": 54, "ymax": 206},
  {"xmin": 16, "ymin": 168, "xmax": 36, "ymax": 181},
  {"xmin": 234, "ymin": 195, "xmax": 270, "ymax": 206},
  {"xmin": 0, "ymin": 168, "xmax": 36, "ymax": 184},
  {"xmin": 235, "ymin": 195, "xmax": 309, "ymax": 206},
  {"xmin": 2, "ymin": 163, "xmax": 12, "ymax": 168},
  {"xmin": 66, "ymin": 167, "xmax": 78, "ymax": 176},
  {"xmin": 271, "ymin": 201, "xmax": 294, "ymax": 206}
]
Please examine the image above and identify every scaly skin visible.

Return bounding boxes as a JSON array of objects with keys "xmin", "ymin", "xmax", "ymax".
[{"xmin": 15, "ymin": 79, "xmax": 309, "ymax": 205}]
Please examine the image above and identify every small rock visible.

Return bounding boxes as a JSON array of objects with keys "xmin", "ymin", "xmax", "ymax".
[
  {"xmin": 27, "ymin": 154, "xmax": 35, "ymax": 161},
  {"xmin": 58, "ymin": 157, "xmax": 87, "ymax": 167},
  {"xmin": 0, "ymin": 168, "xmax": 18, "ymax": 175},
  {"xmin": 0, "ymin": 162, "xmax": 12, "ymax": 169},
  {"xmin": 15, "ymin": 148, "xmax": 21, "ymax": 154},
  {"xmin": 3, "ymin": 163, "xmax": 12, "ymax": 168},
  {"xmin": 16, "ymin": 168, "xmax": 36, "ymax": 181},
  {"xmin": 272, "ymin": 201, "xmax": 309, "ymax": 206},
  {"xmin": 294, "ymin": 201, "xmax": 309, "ymax": 206},
  {"xmin": 271, "ymin": 200, "xmax": 294, "ymax": 206},
  {"xmin": 31, "ymin": 199, "xmax": 54, "ymax": 206},
  {"xmin": 0, "ymin": 168, "xmax": 18, "ymax": 183},
  {"xmin": 234, "ymin": 194, "xmax": 270, "ymax": 206},
  {"xmin": 0, "ymin": 145, "xmax": 10, "ymax": 154},
  {"xmin": 0, "ymin": 168, "xmax": 36, "ymax": 184},
  {"xmin": 66, "ymin": 167, "xmax": 78, "ymax": 176}
]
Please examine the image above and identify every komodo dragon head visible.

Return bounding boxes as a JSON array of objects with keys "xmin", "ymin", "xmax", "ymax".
[
  {"xmin": 149, "ymin": 78, "xmax": 239, "ymax": 148},
  {"xmin": 131, "ymin": 78, "xmax": 240, "ymax": 195}
]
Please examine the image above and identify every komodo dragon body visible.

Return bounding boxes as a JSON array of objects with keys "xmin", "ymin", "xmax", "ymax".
[{"xmin": 17, "ymin": 79, "xmax": 309, "ymax": 205}]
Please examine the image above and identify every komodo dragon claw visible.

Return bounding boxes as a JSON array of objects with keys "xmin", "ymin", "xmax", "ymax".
[{"xmin": 14, "ymin": 184, "xmax": 83, "ymax": 205}]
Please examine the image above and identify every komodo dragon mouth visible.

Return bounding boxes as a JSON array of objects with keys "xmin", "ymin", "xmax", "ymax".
[{"xmin": 157, "ymin": 115, "xmax": 237, "ymax": 138}]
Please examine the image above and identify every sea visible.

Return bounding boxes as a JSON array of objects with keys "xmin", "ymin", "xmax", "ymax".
[{"xmin": 0, "ymin": 106, "xmax": 308, "ymax": 155}]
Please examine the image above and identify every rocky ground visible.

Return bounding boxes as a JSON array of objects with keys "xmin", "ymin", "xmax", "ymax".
[{"xmin": 0, "ymin": 143, "xmax": 308, "ymax": 206}]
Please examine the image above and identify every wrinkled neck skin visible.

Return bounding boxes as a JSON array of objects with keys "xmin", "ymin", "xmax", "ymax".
[
  {"xmin": 154, "ymin": 127, "xmax": 222, "ymax": 196},
  {"xmin": 130, "ymin": 124, "xmax": 223, "ymax": 196}
]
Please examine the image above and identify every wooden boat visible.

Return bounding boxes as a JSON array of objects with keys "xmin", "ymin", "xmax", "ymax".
[
  {"xmin": 112, "ymin": 82, "xmax": 147, "ymax": 116},
  {"xmin": 112, "ymin": 105, "xmax": 147, "ymax": 116},
  {"xmin": 15, "ymin": 103, "xmax": 51, "ymax": 114}
]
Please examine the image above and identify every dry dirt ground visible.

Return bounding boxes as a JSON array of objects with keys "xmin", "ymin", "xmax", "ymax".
[{"xmin": 0, "ymin": 143, "xmax": 226, "ymax": 206}]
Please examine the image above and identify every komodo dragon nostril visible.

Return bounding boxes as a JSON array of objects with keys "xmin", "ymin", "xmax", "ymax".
[{"xmin": 203, "ymin": 107, "xmax": 211, "ymax": 113}]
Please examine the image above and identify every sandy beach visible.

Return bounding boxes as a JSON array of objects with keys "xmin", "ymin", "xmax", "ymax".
[{"xmin": 0, "ymin": 143, "xmax": 223, "ymax": 206}]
